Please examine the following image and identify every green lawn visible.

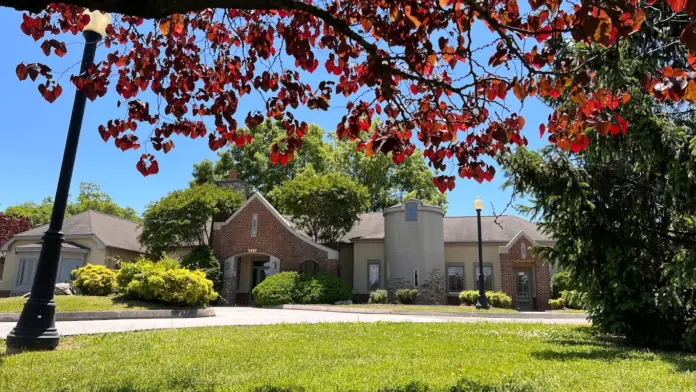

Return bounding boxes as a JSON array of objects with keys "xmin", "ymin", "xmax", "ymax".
[
  {"xmin": 341, "ymin": 304, "xmax": 519, "ymax": 313},
  {"xmin": 2, "ymin": 323, "xmax": 695, "ymax": 391},
  {"xmin": 0, "ymin": 295, "xmax": 187, "ymax": 313}
]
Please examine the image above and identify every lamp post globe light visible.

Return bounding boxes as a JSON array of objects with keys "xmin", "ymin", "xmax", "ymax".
[
  {"xmin": 474, "ymin": 196, "xmax": 489, "ymax": 310},
  {"xmin": 5, "ymin": 10, "xmax": 111, "ymax": 354}
]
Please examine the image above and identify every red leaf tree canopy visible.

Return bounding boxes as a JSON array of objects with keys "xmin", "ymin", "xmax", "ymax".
[
  {"xmin": 0, "ymin": 212, "xmax": 32, "ymax": 248},
  {"xmin": 2, "ymin": 0, "xmax": 689, "ymax": 190}
]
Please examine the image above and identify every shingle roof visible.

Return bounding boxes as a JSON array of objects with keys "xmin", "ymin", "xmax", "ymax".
[
  {"xmin": 8, "ymin": 210, "xmax": 144, "ymax": 252},
  {"xmin": 339, "ymin": 213, "xmax": 552, "ymax": 243}
]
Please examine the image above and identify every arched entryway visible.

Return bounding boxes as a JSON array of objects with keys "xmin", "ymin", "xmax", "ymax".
[{"xmin": 222, "ymin": 252, "xmax": 280, "ymax": 306}]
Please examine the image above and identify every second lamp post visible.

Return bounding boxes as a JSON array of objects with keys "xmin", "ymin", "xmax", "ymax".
[{"xmin": 474, "ymin": 196, "xmax": 489, "ymax": 310}]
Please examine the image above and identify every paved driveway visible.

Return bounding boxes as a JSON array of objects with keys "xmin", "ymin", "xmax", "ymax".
[{"xmin": 0, "ymin": 307, "xmax": 588, "ymax": 338}]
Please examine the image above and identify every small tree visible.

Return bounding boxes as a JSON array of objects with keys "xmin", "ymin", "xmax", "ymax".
[
  {"xmin": 139, "ymin": 184, "xmax": 244, "ymax": 255},
  {"xmin": 0, "ymin": 212, "xmax": 32, "ymax": 247},
  {"xmin": 420, "ymin": 269, "xmax": 447, "ymax": 305},
  {"xmin": 181, "ymin": 246, "xmax": 222, "ymax": 291},
  {"xmin": 268, "ymin": 167, "xmax": 369, "ymax": 246}
]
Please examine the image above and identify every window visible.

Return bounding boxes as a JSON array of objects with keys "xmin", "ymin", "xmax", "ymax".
[
  {"xmin": 368, "ymin": 261, "xmax": 380, "ymax": 290},
  {"xmin": 298, "ymin": 260, "xmax": 319, "ymax": 273},
  {"xmin": 447, "ymin": 266, "xmax": 464, "ymax": 293},
  {"xmin": 520, "ymin": 243, "xmax": 527, "ymax": 259},
  {"xmin": 413, "ymin": 269, "xmax": 419, "ymax": 288},
  {"xmin": 15, "ymin": 258, "xmax": 36, "ymax": 287},
  {"xmin": 405, "ymin": 203, "xmax": 418, "ymax": 221},
  {"xmin": 251, "ymin": 213, "xmax": 258, "ymax": 237},
  {"xmin": 58, "ymin": 259, "xmax": 83, "ymax": 283},
  {"xmin": 474, "ymin": 265, "xmax": 493, "ymax": 291}
]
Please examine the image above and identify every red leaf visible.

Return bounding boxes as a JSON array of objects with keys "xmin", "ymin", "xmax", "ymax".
[
  {"xmin": 16, "ymin": 63, "xmax": 27, "ymax": 81},
  {"xmin": 539, "ymin": 123, "xmax": 546, "ymax": 137},
  {"xmin": 667, "ymin": 0, "xmax": 687, "ymax": 12}
]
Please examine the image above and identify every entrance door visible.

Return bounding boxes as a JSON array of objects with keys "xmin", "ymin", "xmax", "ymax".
[
  {"xmin": 514, "ymin": 269, "xmax": 534, "ymax": 311},
  {"xmin": 249, "ymin": 261, "xmax": 268, "ymax": 306}
]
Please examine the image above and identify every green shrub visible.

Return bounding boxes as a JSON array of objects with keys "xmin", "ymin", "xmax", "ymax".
[
  {"xmin": 117, "ymin": 256, "xmax": 217, "ymax": 307},
  {"xmin": 551, "ymin": 271, "xmax": 578, "ymax": 298},
  {"xmin": 72, "ymin": 264, "xmax": 116, "ymax": 296},
  {"xmin": 181, "ymin": 246, "xmax": 222, "ymax": 290},
  {"xmin": 486, "ymin": 291, "xmax": 513, "ymax": 309},
  {"xmin": 396, "ymin": 289, "xmax": 419, "ymax": 304},
  {"xmin": 251, "ymin": 271, "xmax": 351, "ymax": 306},
  {"xmin": 561, "ymin": 290, "xmax": 586, "ymax": 310},
  {"xmin": 459, "ymin": 290, "xmax": 512, "ymax": 308},
  {"xmin": 548, "ymin": 298, "xmax": 566, "ymax": 310},
  {"xmin": 459, "ymin": 290, "xmax": 479, "ymax": 306},
  {"xmin": 368, "ymin": 289, "xmax": 388, "ymax": 304}
]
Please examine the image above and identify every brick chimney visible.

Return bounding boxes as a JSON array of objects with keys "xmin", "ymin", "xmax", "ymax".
[{"xmin": 228, "ymin": 170, "xmax": 237, "ymax": 180}]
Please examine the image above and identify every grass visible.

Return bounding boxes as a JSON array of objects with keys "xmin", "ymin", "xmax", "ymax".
[
  {"xmin": 2, "ymin": 322, "xmax": 695, "ymax": 391},
  {"xmin": 550, "ymin": 309, "xmax": 587, "ymax": 314},
  {"xmin": 0, "ymin": 295, "xmax": 190, "ymax": 313},
  {"xmin": 340, "ymin": 303, "xmax": 519, "ymax": 313}
]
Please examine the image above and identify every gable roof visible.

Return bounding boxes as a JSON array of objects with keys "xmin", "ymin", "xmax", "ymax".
[
  {"xmin": 2, "ymin": 210, "xmax": 144, "ymax": 253},
  {"xmin": 339, "ymin": 213, "xmax": 552, "ymax": 244},
  {"xmin": 213, "ymin": 192, "xmax": 339, "ymax": 259}
]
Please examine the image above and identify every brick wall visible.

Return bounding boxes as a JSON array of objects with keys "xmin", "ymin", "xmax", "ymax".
[
  {"xmin": 212, "ymin": 197, "xmax": 337, "ymax": 305},
  {"xmin": 499, "ymin": 235, "xmax": 551, "ymax": 311}
]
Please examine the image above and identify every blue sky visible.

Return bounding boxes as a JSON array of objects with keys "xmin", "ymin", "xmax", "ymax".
[{"xmin": 0, "ymin": 8, "xmax": 552, "ymax": 218}]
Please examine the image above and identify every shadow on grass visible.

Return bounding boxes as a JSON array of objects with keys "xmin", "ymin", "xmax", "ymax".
[
  {"xmin": 533, "ymin": 327, "xmax": 696, "ymax": 373},
  {"xmin": 108, "ymin": 295, "xmax": 194, "ymax": 310}
]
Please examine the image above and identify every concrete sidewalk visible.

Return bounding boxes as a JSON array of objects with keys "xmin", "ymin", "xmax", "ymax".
[{"xmin": 0, "ymin": 307, "xmax": 589, "ymax": 338}]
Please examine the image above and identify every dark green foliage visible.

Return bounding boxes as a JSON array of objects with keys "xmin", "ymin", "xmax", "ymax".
[
  {"xmin": 551, "ymin": 271, "xmax": 577, "ymax": 299},
  {"xmin": 368, "ymin": 289, "xmax": 388, "ymax": 304},
  {"xmin": 560, "ymin": 290, "xmax": 586, "ymax": 310},
  {"xmin": 500, "ymin": 10, "xmax": 696, "ymax": 350},
  {"xmin": 72, "ymin": 264, "xmax": 116, "ymax": 296},
  {"xmin": 396, "ymin": 289, "xmax": 419, "ymax": 304},
  {"xmin": 181, "ymin": 246, "xmax": 222, "ymax": 291},
  {"xmin": 251, "ymin": 271, "xmax": 351, "ymax": 306}
]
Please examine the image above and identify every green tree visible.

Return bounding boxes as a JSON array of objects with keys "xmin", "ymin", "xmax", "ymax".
[
  {"xmin": 4, "ymin": 182, "xmax": 139, "ymax": 225},
  {"xmin": 192, "ymin": 121, "xmax": 446, "ymax": 211},
  {"xmin": 139, "ymin": 183, "xmax": 245, "ymax": 255},
  {"xmin": 500, "ymin": 10, "xmax": 696, "ymax": 350},
  {"xmin": 268, "ymin": 167, "xmax": 369, "ymax": 246}
]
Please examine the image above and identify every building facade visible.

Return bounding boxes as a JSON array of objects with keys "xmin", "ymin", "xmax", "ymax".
[{"xmin": 210, "ymin": 193, "xmax": 555, "ymax": 311}]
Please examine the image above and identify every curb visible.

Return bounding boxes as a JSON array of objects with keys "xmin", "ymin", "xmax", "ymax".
[
  {"xmin": 271, "ymin": 305, "xmax": 588, "ymax": 320},
  {"xmin": 0, "ymin": 308, "xmax": 216, "ymax": 322}
]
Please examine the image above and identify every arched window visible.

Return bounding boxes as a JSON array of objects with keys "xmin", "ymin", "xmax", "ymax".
[{"xmin": 298, "ymin": 259, "xmax": 319, "ymax": 273}]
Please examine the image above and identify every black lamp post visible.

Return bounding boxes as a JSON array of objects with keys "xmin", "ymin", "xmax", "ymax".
[
  {"xmin": 474, "ymin": 196, "xmax": 489, "ymax": 310},
  {"xmin": 5, "ymin": 10, "xmax": 111, "ymax": 354}
]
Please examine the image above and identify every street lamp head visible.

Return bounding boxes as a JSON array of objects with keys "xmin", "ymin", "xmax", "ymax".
[
  {"xmin": 473, "ymin": 196, "xmax": 484, "ymax": 211},
  {"xmin": 82, "ymin": 9, "xmax": 111, "ymax": 37}
]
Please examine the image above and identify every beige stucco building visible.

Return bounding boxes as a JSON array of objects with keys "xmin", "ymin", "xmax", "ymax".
[{"xmin": 0, "ymin": 210, "xmax": 145, "ymax": 296}]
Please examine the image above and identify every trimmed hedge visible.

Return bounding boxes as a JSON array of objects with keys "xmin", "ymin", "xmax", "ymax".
[
  {"xmin": 368, "ymin": 289, "xmax": 388, "ymax": 304},
  {"xmin": 459, "ymin": 290, "xmax": 513, "ymax": 309},
  {"xmin": 117, "ymin": 257, "xmax": 217, "ymax": 307},
  {"xmin": 72, "ymin": 264, "xmax": 116, "ymax": 296},
  {"xmin": 548, "ymin": 298, "xmax": 566, "ymax": 310},
  {"xmin": 396, "ymin": 289, "xmax": 419, "ymax": 304},
  {"xmin": 252, "ymin": 271, "xmax": 351, "ymax": 306}
]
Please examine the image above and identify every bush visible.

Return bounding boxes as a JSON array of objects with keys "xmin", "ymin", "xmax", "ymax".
[
  {"xmin": 396, "ymin": 289, "xmax": 419, "ymax": 304},
  {"xmin": 368, "ymin": 289, "xmax": 388, "ymax": 304},
  {"xmin": 181, "ymin": 246, "xmax": 222, "ymax": 290},
  {"xmin": 251, "ymin": 271, "xmax": 351, "ymax": 306},
  {"xmin": 561, "ymin": 290, "xmax": 586, "ymax": 310},
  {"xmin": 548, "ymin": 298, "xmax": 566, "ymax": 310},
  {"xmin": 551, "ymin": 271, "xmax": 577, "ymax": 298},
  {"xmin": 486, "ymin": 291, "xmax": 513, "ymax": 308},
  {"xmin": 459, "ymin": 290, "xmax": 479, "ymax": 306},
  {"xmin": 459, "ymin": 290, "xmax": 513, "ymax": 308},
  {"xmin": 72, "ymin": 264, "xmax": 116, "ymax": 296},
  {"xmin": 117, "ymin": 256, "xmax": 217, "ymax": 307}
]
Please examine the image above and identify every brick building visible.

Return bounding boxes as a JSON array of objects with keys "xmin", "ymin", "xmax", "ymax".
[{"xmin": 211, "ymin": 191, "xmax": 555, "ymax": 311}]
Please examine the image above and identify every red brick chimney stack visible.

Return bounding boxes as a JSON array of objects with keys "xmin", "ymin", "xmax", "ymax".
[{"xmin": 228, "ymin": 170, "xmax": 237, "ymax": 180}]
